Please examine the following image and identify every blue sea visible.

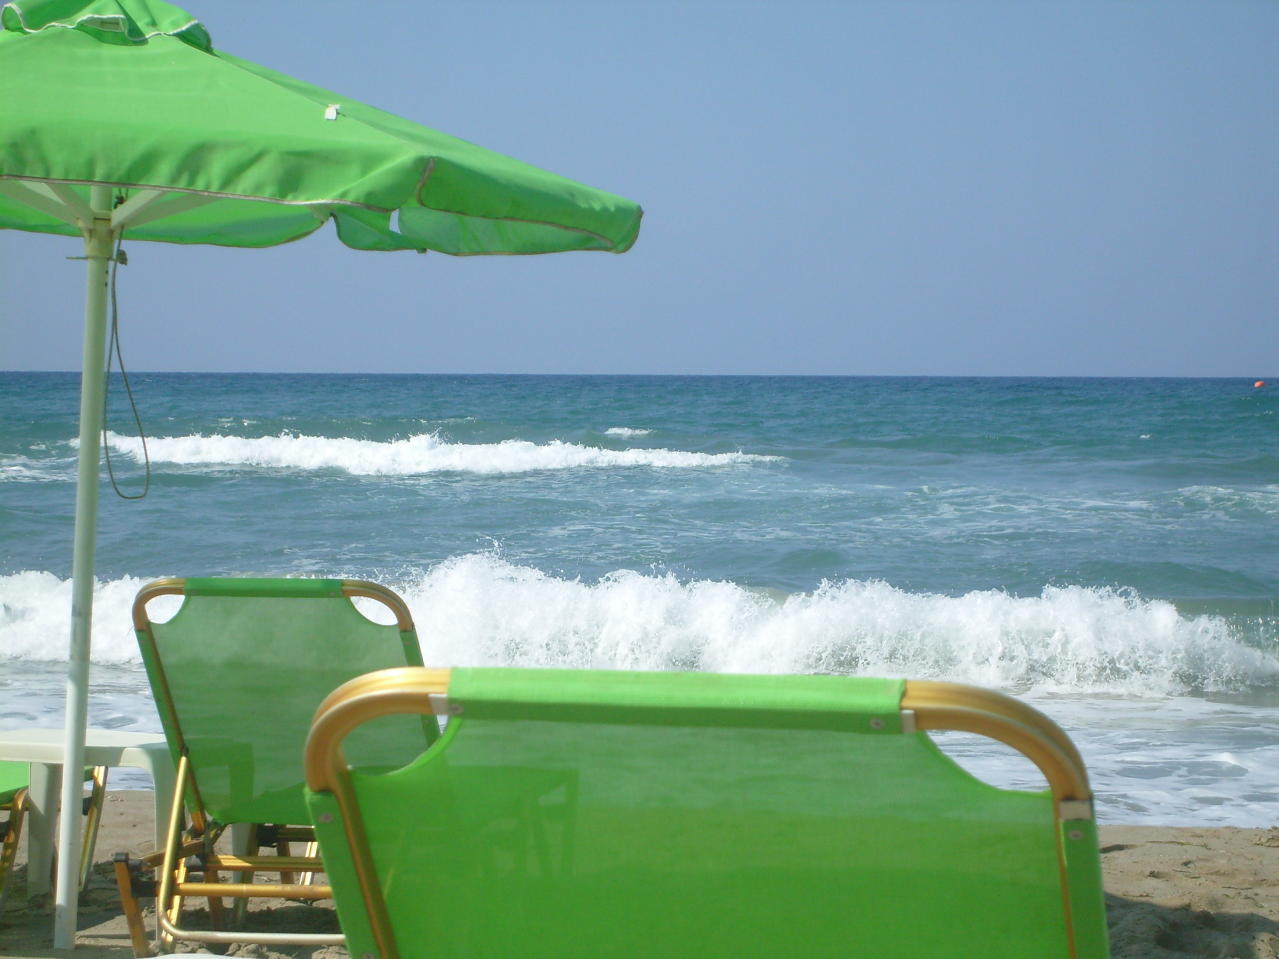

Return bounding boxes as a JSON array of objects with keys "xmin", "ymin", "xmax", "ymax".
[{"xmin": 1, "ymin": 373, "xmax": 1276, "ymax": 825}]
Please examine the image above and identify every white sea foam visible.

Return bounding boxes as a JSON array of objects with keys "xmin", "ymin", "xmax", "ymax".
[
  {"xmin": 604, "ymin": 427, "xmax": 653, "ymax": 437},
  {"xmin": 1174, "ymin": 485, "xmax": 1279, "ymax": 516},
  {"xmin": 400, "ymin": 556, "xmax": 1278, "ymax": 695},
  {"xmin": 0, "ymin": 463, "xmax": 48, "ymax": 482},
  {"xmin": 4, "ymin": 558, "xmax": 1273, "ymax": 697},
  {"xmin": 0, "ymin": 571, "xmax": 154, "ymax": 664},
  {"xmin": 0, "ymin": 455, "xmax": 61, "ymax": 483},
  {"xmin": 98, "ymin": 432, "xmax": 773, "ymax": 475},
  {"xmin": 6, "ymin": 561, "xmax": 1277, "ymax": 824}
]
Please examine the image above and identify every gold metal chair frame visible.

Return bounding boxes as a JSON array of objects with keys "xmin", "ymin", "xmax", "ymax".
[
  {"xmin": 114, "ymin": 754, "xmax": 341, "ymax": 956},
  {"xmin": 303, "ymin": 667, "xmax": 1097, "ymax": 959},
  {"xmin": 0, "ymin": 787, "xmax": 25, "ymax": 905}
]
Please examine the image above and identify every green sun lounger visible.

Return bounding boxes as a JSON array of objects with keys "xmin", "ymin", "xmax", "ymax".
[
  {"xmin": 305, "ymin": 667, "xmax": 1110, "ymax": 959},
  {"xmin": 1, "ymin": 760, "xmax": 107, "ymax": 907},
  {"xmin": 116, "ymin": 577, "xmax": 436, "ymax": 956}
]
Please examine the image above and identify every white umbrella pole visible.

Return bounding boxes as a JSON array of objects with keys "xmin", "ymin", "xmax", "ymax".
[{"xmin": 54, "ymin": 186, "xmax": 115, "ymax": 950}]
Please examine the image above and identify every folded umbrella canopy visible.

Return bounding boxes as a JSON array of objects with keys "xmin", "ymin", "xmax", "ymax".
[{"xmin": 0, "ymin": 0, "xmax": 641, "ymax": 945}]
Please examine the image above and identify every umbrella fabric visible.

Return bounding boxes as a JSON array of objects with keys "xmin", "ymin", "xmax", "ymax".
[{"xmin": 0, "ymin": 0, "xmax": 642, "ymax": 253}]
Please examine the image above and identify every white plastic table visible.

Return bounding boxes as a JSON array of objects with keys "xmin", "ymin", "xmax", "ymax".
[{"xmin": 0, "ymin": 727, "xmax": 174, "ymax": 896}]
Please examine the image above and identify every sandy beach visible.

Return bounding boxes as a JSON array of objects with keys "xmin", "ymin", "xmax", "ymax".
[{"xmin": 1, "ymin": 792, "xmax": 1276, "ymax": 958}]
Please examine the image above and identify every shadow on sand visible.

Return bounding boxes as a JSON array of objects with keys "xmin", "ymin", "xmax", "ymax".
[{"xmin": 1107, "ymin": 893, "xmax": 1279, "ymax": 959}]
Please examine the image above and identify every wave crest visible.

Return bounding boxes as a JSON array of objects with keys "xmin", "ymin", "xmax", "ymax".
[
  {"xmin": 604, "ymin": 427, "xmax": 653, "ymax": 437},
  {"xmin": 99, "ymin": 432, "xmax": 775, "ymax": 475},
  {"xmin": 8, "ymin": 559, "xmax": 1269, "ymax": 698},
  {"xmin": 403, "ymin": 557, "xmax": 1278, "ymax": 695}
]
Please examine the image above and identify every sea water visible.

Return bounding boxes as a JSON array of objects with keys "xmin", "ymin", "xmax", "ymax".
[{"xmin": 1, "ymin": 373, "xmax": 1276, "ymax": 825}]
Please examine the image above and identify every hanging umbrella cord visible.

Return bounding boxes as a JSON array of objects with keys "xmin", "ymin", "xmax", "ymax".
[{"xmin": 101, "ymin": 228, "xmax": 152, "ymax": 501}]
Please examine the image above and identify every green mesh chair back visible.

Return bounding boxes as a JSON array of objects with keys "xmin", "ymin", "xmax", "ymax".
[
  {"xmin": 136, "ymin": 578, "xmax": 433, "ymax": 828},
  {"xmin": 306, "ymin": 667, "xmax": 1110, "ymax": 959}
]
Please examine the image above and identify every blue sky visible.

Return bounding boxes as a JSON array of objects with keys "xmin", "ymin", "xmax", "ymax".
[{"xmin": 3, "ymin": 0, "xmax": 1276, "ymax": 376}]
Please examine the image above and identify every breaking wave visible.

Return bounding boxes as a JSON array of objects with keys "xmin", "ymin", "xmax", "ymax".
[
  {"xmin": 95, "ymin": 432, "xmax": 777, "ymax": 476},
  {"xmin": 604, "ymin": 427, "xmax": 653, "ymax": 437},
  {"xmin": 3, "ymin": 557, "xmax": 1275, "ymax": 696}
]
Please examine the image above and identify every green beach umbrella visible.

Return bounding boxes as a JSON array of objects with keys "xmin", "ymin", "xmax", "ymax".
[{"xmin": 0, "ymin": 0, "xmax": 641, "ymax": 945}]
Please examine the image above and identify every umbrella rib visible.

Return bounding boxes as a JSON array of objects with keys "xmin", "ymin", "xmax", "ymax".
[
  {"xmin": 45, "ymin": 183, "xmax": 95, "ymax": 224},
  {"xmin": 0, "ymin": 179, "xmax": 81, "ymax": 228},
  {"xmin": 112, "ymin": 190, "xmax": 218, "ymax": 231},
  {"xmin": 3, "ymin": 172, "xmax": 638, "ymax": 251}
]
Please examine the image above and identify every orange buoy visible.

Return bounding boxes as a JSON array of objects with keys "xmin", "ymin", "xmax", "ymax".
[{"xmin": 1255, "ymin": 380, "xmax": 1267, "ymax": 388}]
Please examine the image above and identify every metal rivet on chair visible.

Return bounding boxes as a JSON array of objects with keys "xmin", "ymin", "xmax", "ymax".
[{"xmin": 869, "ymin": 718, "xmax": 885, "ymax": 730}]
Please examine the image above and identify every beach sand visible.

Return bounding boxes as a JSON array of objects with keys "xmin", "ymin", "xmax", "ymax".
[{"xmin": 1, "ymin": 792, "xmax": 1276, "ymax": 958}]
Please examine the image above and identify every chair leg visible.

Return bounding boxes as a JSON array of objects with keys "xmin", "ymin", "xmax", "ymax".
[
  {"xmin": 206, "ymin": 868, "xmax": 227, "ymax": 928},
  {"xmin": 232, "ymin": 823, "xmax": 256, "ymax": 925},
  {"xmin": 79, "ymin": 766, "xmax": 109, "ymax": 891},
  {"xmin": 297, "ymin": 840, "xmax": 319, "ymax": 886},
  {"xmin": 276, "ymin": 831, "xmax": 295, "ymax": 885},
  {"xmin": 160, "ymin": 853, "xmax": 188, "ymax": 953},
  {"xmin": 155, "ymin": 753, "xmax": 192, "ymax": 953},
  {"xmin": 113, "ymin": 854, "xmax": 155, "ymax": 957}
]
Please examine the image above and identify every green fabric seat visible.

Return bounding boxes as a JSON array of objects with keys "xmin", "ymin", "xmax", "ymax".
[{"xmin": 306, "ymin": 667, "xmax": 1111, "ymax": 959}]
